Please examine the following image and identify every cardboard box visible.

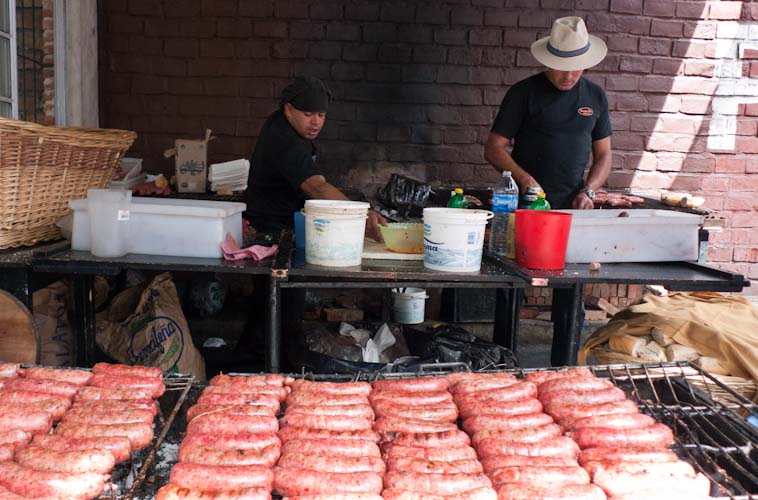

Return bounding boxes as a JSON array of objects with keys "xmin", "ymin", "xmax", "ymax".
[{"xmin": 164, "ymin": 129, "xmax": 213, "ymax": 193}]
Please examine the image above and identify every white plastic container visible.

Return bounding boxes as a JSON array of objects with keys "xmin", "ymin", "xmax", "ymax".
[
  {"xmin": 87, "ymin": 189, "xmax": 132, "ymax": 258},
  {"xmin": 303, "ymin": 200, "xmax": 370, "ymax": 267},
  {"xmin": 423, "ymin": 208, "xmax": 494, "ymax": 273},
  {"xmin": 70, "ymin": 198, "xmax": 245, "ymax": 258},
  {"xmin": 392, "ymin": 288, "xmax": 428, "ymax": 324},
  {"xmin": 561, "ymin": 209, "xmax": 704, "ymax": 263}
]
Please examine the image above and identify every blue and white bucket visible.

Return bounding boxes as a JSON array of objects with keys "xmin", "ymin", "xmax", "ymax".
[
  {"xmin": 392, "ymin": 288, "xmax": 428, "ymax": 324},
  {"xmin": 303, "ymin": 200, "xmax": 370, "ymax": 267},
  {"xmin": 423, "ymin": 208, "xmax": 494, "ymax": 273}
]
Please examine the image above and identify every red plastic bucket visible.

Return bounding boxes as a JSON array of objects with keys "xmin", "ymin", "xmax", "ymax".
[{"xmin": 515, "ymin": 210, "xmax": 573, "ymax": 270}]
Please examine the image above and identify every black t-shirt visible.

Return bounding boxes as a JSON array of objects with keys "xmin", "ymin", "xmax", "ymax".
[
  {"xmin": 245, "ymin": 109, "xmax": 321, "ymax": 232},
  {"xmin": 491, "ymin": 72, "xmax": 612, "ymax": 209}
]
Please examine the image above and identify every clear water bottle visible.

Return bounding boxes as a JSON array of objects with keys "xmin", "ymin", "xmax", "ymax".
[{"xmin": 488, "ymin": 171, "xmax": 519, "ymax": 256}]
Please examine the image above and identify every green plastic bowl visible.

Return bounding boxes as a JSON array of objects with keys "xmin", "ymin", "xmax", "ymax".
[{"xmin": 379, "ymin": 223, "xmax": 424, "ymax": 254}]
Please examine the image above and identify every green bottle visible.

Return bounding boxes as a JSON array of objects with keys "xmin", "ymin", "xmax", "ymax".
[
  {"xmin": 447, "ymin": 188, "xmax": 469, "ymax": 209},
  {"xmin": 529, "ymin": 192, "xmax": 551, "ymax": 210}
]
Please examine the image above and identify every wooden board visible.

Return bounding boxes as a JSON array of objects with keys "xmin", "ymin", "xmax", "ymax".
[
  {"xmin": 362, "ymin": 239, "xmax": 424, "ymax": 261},
  {"xmin": 0, "ymin": 290, "xmax": 39, "ymax": 364}
]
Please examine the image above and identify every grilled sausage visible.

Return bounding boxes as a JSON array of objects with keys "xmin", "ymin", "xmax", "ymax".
[
  {"xmin": 281, "ymin": 439, "xmax": 380, "ymax": 458},
  {"xmin": 56, "ymin": 421, "xmax": 154, "ymax": 451},
  {"xmin": 277, "ymin": 453, "xmax": 386, "ymax": 474},
  {"xmin": 592, "ymin": 464, "xmax": 709, "ymax": 498},
  {"xmin": 0, "ymin": 400, "xmax": 68, "ymax": 421},
  {"xmin": 211, "ymin": 373, "xmax": 287, "ymax": 388},
  {"xmin": 578, "ymin": 446, "xmax": 679, "ymax": 466},
  {"xmin": 62, "ymin": 407, "xmax": 155, "ymax": 425},
  {"xmin": 72, "ymin": 398, "xmax": 158, "ymax": 416},
  {"xmin": 187, "ymin": 414, "xmax": 278, "ymax": 435},
  {"xmin": 178, "ymin": 444, "xmax": 280, "ymax": 467},
  {"xmin": 454, "ymin": 382, "xmax": 537, "ymax": 403},
  {"xmin": 449, "ymin": 377, "xmax": 518, "ymax": 396},
  {"xmin": 383, "ymin": 429, "xmax": 470, "ymax": 448},
  {"xmin": 187, "ymin": 404, "xmax": 275, "ymax": 422},
  {"xmin": 285, "ymin": 404, "xmax": 375, "ymax": 420},
  {"xmin": 537, "ymin": 375, "xmax": 614, "ymax": 395},
  {"xmin": 15, "ymin": 445, "xmax": 115, "ymax": 474},
  {"xmin": 201, "ymin": 385, "xmax": 288, "ymax": 402},
  {"xmin": 286, "ymin": 392, "xmax": 368, "ymax": 408},
  {"xmin": 372, "ymin": 378, "xmax": 449, "ymax": 393},
  {"xmin": 446, "ymin": 372, "xmax": 516, "ymax": 387},
  {"xmin": 1, "ymin": 378, "xmax": 79, "ymax": 399},
  {"xmin": 570, "ymin": 423, "xmax": 675, "ymax": 449},
  {"xmin": 583, "ymin": 459, "xmax": 696, "ymax": 478},
  {"xmin": 0, "ymin": 446, "xmax": 12, "ymax": 462},
  {"xmin": 278, "ymin": 427, "xmax": 380, "ymax": 444},
  {"xmin": 33, "ymin": 433, "xmax": 132, "ymax": 463},
  {"xmin": 371, "ymin": 402, "xmax": 457, "ymax": 422},
  {"xmin": 92, "ymin": 362, "xmax": 163, "ymax": 379},
  {"xmin": 478, "ymin": 455, "xmax": 576, "ymax": 473},
  {"xmin": 170, "ymin": 463, "xmax": 274, "ymax": 491},
  {"xmin": 281, "ymin": 414, "xmax": 373, "ymax": 432},
  {"xmin": 273, "ymin": 468, "xmax": 383, "ymax": 496},
  {"xmin": 457, "ymin": 398, "xmax": 542, "ymax": 420},
  {"xmin": 197, "ymin": 392, "xmax": 280, "ymax": 412},
  {"xmin": 476, "ymin": 436, "xmax": 580, "ymax": 459},
  {"xmin": 383, "ymin": 471, "xmax": 492, "ymax": 496},
  {"xmin": 370, "ymin": 391, "xmax": 453, "ymax": 407},
  {"xmin": 285, "ymin": 495, "xmax": 383, "ymax": 500},
  {"xmin": 0, "ymin": 365, "xmax": 19, "ymax": 379},
  {"xmin": 155, "ymin": 485, "xmax": 272, "ymax": 500},
  {"xmin": 385, "ymin": 456, "xmax": 482, "ymax": 474},
  {"xmin": 0, "ymin": 431, "xmax": 30, "ymax": 450},
  {"xmin": 496, "ymin": 483, "xmax": 605, "ymax": 500},
  {"xmin": 0, "ymin": 410, "xmax": 51, "ymax": 434},
  {"xmin": 373, "ymin": 417, "xmax": 457, "ymax": 435},
  {"xmin": 382, "ymin": 445, "xmax": 478, "ymax": 462},
  {"xmin": 290, "ymin": 380, "xmax": 371, "ymax": 396},
  {"xmin": 470, "ymin": 423, "xmax": 562, "ymax": 446},
  {"xmin": 539, "ymin": 387, "xmax": 627, "ymax": 407},
  {"xmin": 563, "ymin": 412, "xmax": 655, "ymax": 432},
  {"xmin": 545, "ymin": 400, "xmax": 638, "ymax": 421},
  {"xmin": 88, "ymin": 373, "xmax": 165, "ymax": 398},
  {"xmin": 0, "ymin": 390, "xmax": 71, "ymax": 411},
  {"xmin": 524, "ymin": 368, "xmax": 593, "ymax": 385},
  {"xmin": 22, "ymin": 367, "xmax": 92, "ymax": 386},
  {"xmin": 488, "ymin": 465, "xmax": 590, "ymax": 488},
  {"xmin": 75, "ymin": 386, "xmax": 154, "ymax": 402},
  {"xmin": 462, "ymin": 412, "xmax": 553, "ymax": 433},
  {"xmin": 180, "ymin": 432, "xmax": 280, "ymax": 451},
  {"xmin": 381, "ymin": 487, "xmax": 497, "ymax": 500},
  {"xmin": 0, "ymin": 462, "xmax": 106, "ymax": 499}
]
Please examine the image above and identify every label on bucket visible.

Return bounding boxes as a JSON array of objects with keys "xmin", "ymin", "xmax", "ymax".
[
  {"xmin": 117, "ymin": 209, "xmax": 131, "ymax": 221},
  {"xmin": 423, "ymin": 224, "xmax": 483, "ymax": 270}
]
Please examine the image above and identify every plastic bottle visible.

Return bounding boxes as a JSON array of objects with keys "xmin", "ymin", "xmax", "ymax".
[
  {"xmin": 520, "ymin": 186, "xmax": 541, "ymax": 209},
  {"xmin": 447, "ymin": 188, "xmax": 469, "ymax": 209},
  {"xmin": 488, "ymin": 171, "xmax": 519, "ymax": 256},
  {"xmin": 530, "ymin": 192, "xmax": 551, "ymax": 210}
]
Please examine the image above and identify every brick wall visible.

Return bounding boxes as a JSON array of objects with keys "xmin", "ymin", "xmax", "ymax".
[
  {"xmin": 42, "ymin": 0, "xmax": 54, "ymax": 125},
  {"xmin": 99, "ymin": 0, "xmax": 757, "ymax": 290}
]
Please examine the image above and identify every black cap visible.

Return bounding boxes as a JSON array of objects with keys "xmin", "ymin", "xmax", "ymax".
[{"xmin": 280, "ymin": 76, "xmax": 331, "ymax": 112}]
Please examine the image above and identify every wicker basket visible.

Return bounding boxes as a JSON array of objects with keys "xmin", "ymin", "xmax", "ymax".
[{"xmin": 0, "ymin": 118, "xmax": 137, "ymax": 249}]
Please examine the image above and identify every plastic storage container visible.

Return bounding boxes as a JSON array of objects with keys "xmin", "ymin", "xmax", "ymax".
[
  {"xmin": 303, "ymin": 200, "xmax": 369, "ymax": 267},
  {"xmin": 423, "ymin": 208, "xmax": 493, "ymax": 273},
  {"xmin": 515, "ymin": 209, "xmax": 573, "ymax": 270},
  {"xmin": 391, "ymin": 288, "xmax": 428, "ymax": 324},
  {"xmin": 70, "ymin": 198, "xmax": 245, "ymax": 258},
  {"xmin": 87, "ymin": 189, "xmax": 132, "ymax": 258},
  {"xmin": 561, "ymin": 209, "xmax": 704, "ymax": 263}
]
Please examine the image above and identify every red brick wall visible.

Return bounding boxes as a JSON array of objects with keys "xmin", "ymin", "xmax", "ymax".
[{"xmin": 99, "ymin": 1, "xmax": 757, "ymax": 289}]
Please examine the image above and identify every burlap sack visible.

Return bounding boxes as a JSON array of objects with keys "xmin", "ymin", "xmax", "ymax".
[
  {"xmin": 33, "ymin": 281, "xmax": 73, "ymax": 366},
  {"xmin": 96, "ymin": 273, "xmax": 206, "ymax": 381}
]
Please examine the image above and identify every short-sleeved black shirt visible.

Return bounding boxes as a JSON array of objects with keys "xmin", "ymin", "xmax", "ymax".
[
  {"xmin": 245, "ymin": 109, "xmax": 321, "ymax": 233},
  {"xmin": 491, "ymin": 72, "xmax": 612, "ymax": 209}
]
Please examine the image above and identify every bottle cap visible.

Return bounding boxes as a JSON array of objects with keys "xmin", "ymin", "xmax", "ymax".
[
  {"xmin": 502, "ymin": 171, "xmax": 512, "ymax": 177},
  {"xmin": 537, "ymin": 192, "xmax": 546, "ymax": 199},
  {"xmin": 454, "ymin": 188, "xmax": 464, "ymax": 195}
]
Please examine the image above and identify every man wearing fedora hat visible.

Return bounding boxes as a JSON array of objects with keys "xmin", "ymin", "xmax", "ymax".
[{"xmin": 484, "ymin": 16, "xmax": 612, "ymax": 366}]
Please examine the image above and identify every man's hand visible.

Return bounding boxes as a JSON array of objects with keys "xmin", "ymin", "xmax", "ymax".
[
  {"xmin": 572, "ymin": 192, "xmax": 595, "ymax": 210},
  {"xmin": 366, "ymin": 211, "xmax": 388, "ymax": 242}
]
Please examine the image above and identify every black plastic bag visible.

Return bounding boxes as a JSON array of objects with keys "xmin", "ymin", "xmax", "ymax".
[
  {"xmin": 378, "ymin": 174, "xmax": 432, "ymax": 218},
  {"xmin": 421, "ymin": 325, "xmax": 518, "ymax": 370}
]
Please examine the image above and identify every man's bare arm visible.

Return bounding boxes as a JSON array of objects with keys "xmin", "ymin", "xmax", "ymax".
[
  {"xmin": 484, "ymin": 132, "xmax": 541, "ymax": 191},
  {"xmin": 572, "ymin": 136, "xmax": 612, "ymax": 210}
]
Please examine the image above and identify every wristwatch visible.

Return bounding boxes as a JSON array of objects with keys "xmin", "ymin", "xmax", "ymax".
[{"xmin": 579, "ymin": 188, "xmax": 596, "ymax": 200}]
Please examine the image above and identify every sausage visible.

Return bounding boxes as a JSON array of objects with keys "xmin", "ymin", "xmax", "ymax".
[
  {"xmin": 0, "ymin": 391, "xmax": 71, "ymax": 411},
  {"xmin": 0, "ymin": 365, "xmax": 19, "ymax": 379},
  {"xmin": 187, "ymin": 404, "xmax": 276, "ymax": 422},
  {"xmin": 88, "ymin": 373, "xmax": 165, "ymax": 398},
  {"xmin": 381, "ymin": 487, "xmax": 496, "ymax": 500},
  {"xmin": 281, "ymin": 439, "xmax": 380, "ymax": 458},
  {"xmin": 539, "ymin": 387, "xmax": 627, "ymax": 407},
  {"xmin": 0, "ymin": 411, "xmax": 52, "ymax": 434},
  {"xmin": 201, "ymin": 385, "xmax": 288, "ymax": 402},
  {"xmin": 370, "ymin": 391, "xmax": 452, "ymax": 407},
  {"xmin": 286, "ymin": 392, "xmax": 368, "ymax": 408},
  {"xmin": 0, "ymin": 462, "xmax": 106, "ymax": 499},
  {"xmin": 457, "ymin": 398, "xmax": 542, "ymax": 420},
  {"xmin": 383, "ymin": 430, "xmax": 470, "ymax": 448},
  {"xmin": 374, "ymin": 417, "xmax": 458, "ymax": 435},
  {"xmin": 180, "ymin": 432, "xmax": 281, "ymax": 451},
  {"xmin": 538, "ymin": 375, "xmax": 614, "ymax": 396},
  {"xmin": 454, "ymin": 382, "xmax": 537, "ymax": 402},
  {"xmin": 383, "ymin": 471, "xmax": 491, "ymax": 496},
  {"xmin": 285, "ymin": 495, "xmax": 383, "ymax": 500},
  {"xmin": 62, "ymin": 407, "xmax": 155, "ymax": 425},
  {"xmin": 281, "ymin": 414, "xmax": 373, "ymax": 432},
  {"xmin": 211, "ymin": 373, "xmax": 287, "ymax": 387},
  {"xmin": 277, "ymin": 453, "xmax": 385, "ymax": 473},
  {"xmin": 488, "ymin": 465, "xmax": 590, "ymax": 488},
  {"xmin": 584, "ymin": 459, "xmax": 695, "ymax": 478},
  {"xmin": 524, "ymin": 368, "xmax": 593, "ymax": 385},
  {"xmin": 33, "ymin": 433, "xmax": 132, "ymax": 463},
  {"xmin": 15, "ymin": 445, "xmax": 115, "ymax": 474},
  {"xmin": 0, "ymin": 446, "xmax": 12, "ymax": 462},
  {"xmin": 196, "ymin": 392, "xmax": 281, "ymax": 412},
  {"xmin": 92, "ymin": 362, "xmax": 163, "ymax": 379},
  {"xmin": 607, "ymin": 491, "xmax": 711, "ymax": 500},
  {"xmin": 462, "ymin": 412, "xmax": 553, "ymax": 433},
  {"xmin": 382, "ymin": 445, "xmax": 478, "ymax": 462},
  {"xmin": 470, "ymin": 423, "xmax": 562, "ymax": 446},
  {"xmin": 496, "ymin": 483, "xmax": 606, "ymax": 500},
  {"xmin": 22, "ymin": 367, "xmax": 92, "ymax": 386},
  {"xmin": 478, "ymin": 455, "xmax": 577, "ymax": 473},
  {"xmin": 0, "ymin": 378, "xmax": 79, "ymax": 399},
  {"xmin": 170, "ymin": 463, "xmax": 273, "ymax": 491},
  {"xmin": 156, "ymin": 485, "xmax": 272, "ymax": 500},
  {"xmin": 593, "ymin": 465, "xmax": 709, "ymax": 497},
  {"xmin": 372, "ymin": 377, "xmax": 449, "ymax": 393},
  {"xmin": 476, "ymin": 436, "xmax": 580, "ymax": 459},
  {"xmin": 385, "ymin": 456, "xmax": 482, "ymax": 474},
  {"xmin": 563, "ymin": 412, "xmax": 655, "ymax": 432},
  {"xmin": 545, "ymin": 400, "xmax": 638, "ymax": 421},
  {"xmin": 0, "ymin": 400, "xmax": 69, "ymax": 422},
  {"xmin": 278, "ymin": 427, "xmax": 380, "ymax": 444},
  {"xmin": 75, "ymin": 386, "xmax": 155, "ymax": 402},
  {"xmin": 286, "ymin": 404, "xmax": 375, "ymax": 420},
  {"xmin": 371, "ymin": 402, "xmax": 456, "ymax": 422},
  {"xmin": 72, "ymin": 398, "xmax": 158, "ymax": 416},
  {"xmin": 187, "ymin": 414, "xmax": 279, "ymax": 435},
  {"xmin": 273, "ymin": 468, "xmax": 383, "ymax": 496},
  {"xmin": 449, "ymin": 377, "xmax": 518, "ymax": 396},
  {"xmin": 578, "ymin": 447, "xmax": 679, "ymax": 466},
  {"xmin": 290, "ymin": 379, "xmax": 372, "ymax": 396},
  {"xmin": 56, "ymin": 421, "xmax": 154, "ymax": 451},
  {"xmin": 447, "ymin": 372, "xmax": 516, "ymax": 387},
  {"xmin": 178, "ymin": 444, "xmax": 280, "ymax": 467},
  {"xmin": 570, "ymin": 423, "xmax": 675, "ymax": 449},
  {"xmin": 0, "ymin": 431, "xmax": 30, "ymax": 450}
]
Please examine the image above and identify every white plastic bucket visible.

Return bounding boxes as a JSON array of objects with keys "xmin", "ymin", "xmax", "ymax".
[
  {"xmin": 303, "ymin": 200, "xmax": 370, "ymax": 267},
  {"xmin": 87, "ymin": 189, "xmax": 132, "ymax": 258},
  {"xmin": 392, "ymin": 288, "xmax": 428, "ymax": 324},
  {"xmin": 423, "ymin": 208, "xmax": 494, "ymax": 273}
]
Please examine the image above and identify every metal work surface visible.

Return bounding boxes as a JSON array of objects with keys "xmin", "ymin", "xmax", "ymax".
[{"xmin": 0, "ymin": 241, "xmax": 69, "ymax": 267}]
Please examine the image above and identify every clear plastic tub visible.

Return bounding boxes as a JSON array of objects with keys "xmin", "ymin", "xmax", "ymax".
[{"xmin": 87, "ymin": 189, "xmax": 132, "ymax": 257}]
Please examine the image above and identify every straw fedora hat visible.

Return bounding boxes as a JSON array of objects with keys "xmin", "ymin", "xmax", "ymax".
[{"xmin": 531, "ymin": 16, "xmax": 607, "ymax": 71}]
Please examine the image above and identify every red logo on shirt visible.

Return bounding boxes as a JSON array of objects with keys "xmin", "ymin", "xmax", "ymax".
[{"xmin": 578, "ymin": 107, "xmax": 594, "ymax": 117}]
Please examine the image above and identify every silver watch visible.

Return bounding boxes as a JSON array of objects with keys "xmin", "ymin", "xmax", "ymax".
[{"xmin": 580, "ymin": 188, "xmax": 595, "ymax": 200}]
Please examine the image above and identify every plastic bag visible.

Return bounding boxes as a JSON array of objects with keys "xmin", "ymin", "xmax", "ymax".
[
  {"xmin": 421, "ymin": 325, "xmax": 518, "ymax": 370},
  {"xmin": 378, "ymin": 174, "xmax": 432, "ymax": 218}
]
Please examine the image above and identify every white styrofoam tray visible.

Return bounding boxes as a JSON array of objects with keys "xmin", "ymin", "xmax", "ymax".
[
  {"xmin": 69, "ymin": 198, "xmax": 245, "ymax": 258},
  {"xmin": 560, "ymin": 209, "xmax": 704, "ymax": 263}
]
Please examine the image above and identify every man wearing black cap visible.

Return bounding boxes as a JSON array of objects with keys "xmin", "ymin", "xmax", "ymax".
[{"xmin": 246, "ymin": 76, "xmax": 385, "ymax": 239}]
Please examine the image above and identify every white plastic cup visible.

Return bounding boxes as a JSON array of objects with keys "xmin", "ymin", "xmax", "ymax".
[
  {"xmin": 392, "ymin": 288, "xmax": 428, "ymax": 324},
  {"xmin": 87, "ymin": 189, "xmax": 132, "ymax": 258}
]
